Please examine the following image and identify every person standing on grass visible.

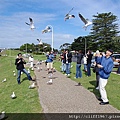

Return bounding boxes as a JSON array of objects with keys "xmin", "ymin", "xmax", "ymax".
[
  {"xmin": 97, "ymin": 49, "xmax": 114, "ymax": 105},
  {"xmin": 74, "ymin": 50, "xmax": 83, "ymax": 79},
  {"xmin": 63, "ymin": 50, "xmax": 72, "ymax": 76},
  {"xmin": 83, "ymin": 55, "xmax": 87, "ymax": 72},
  {"xmin": 86, "ymin": 50, "xmax": 93, "ymax": 77},
  {"xmin": 15, "ymin": 53, "xmax": 32, "ymax": 84},
  {"xmin": 60, "ymin": 50, "xmax": 66, "ymax": 73},
  {"xmin": 46, "ymin": 51, "xmax": 54, "ymax": 74}
]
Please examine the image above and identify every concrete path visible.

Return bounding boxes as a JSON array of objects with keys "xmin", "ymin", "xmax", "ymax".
[{"xmin": 33, "ymin": 61, "xmax": 120, "ymax": 113}]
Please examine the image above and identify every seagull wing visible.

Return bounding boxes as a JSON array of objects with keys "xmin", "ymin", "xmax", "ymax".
[
  {"xmin": 29, "ymin": 17, "xmax": 33, "ymax": 23},
  {"xmin": 68, "ymin": 7, "xmax": 74, "ymax": 15},
  {"xmin": 25, "ymin": 22, "xmax": 30, "ymax": 25},
  {"xmin": 78, "ymin": 13, "xmax": 87, "ymax": 24},
  {"xmin": 65, "ymin": 7, "xmax": 74, "ymax": 17},
  {"xmin": 37, "ymin": 39, "xmax": 40, "ymax": 42}
]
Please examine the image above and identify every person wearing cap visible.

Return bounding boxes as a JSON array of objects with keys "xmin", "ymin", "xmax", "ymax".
[{"xmin": 97, "ymin": 49, "xmax": 114, "ymax": 105}]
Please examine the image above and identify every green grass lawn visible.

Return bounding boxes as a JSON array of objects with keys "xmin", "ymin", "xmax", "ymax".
[
  {"xmin": 0, "ymin": 52, "xmax": 43, "ymax": 119},
  {"xmin": 53, "ymin": 60, "xmax": 120, "ymax": 110},
  {"xmin": 1, "ymin": 50, "xmax": 119, "ymax": 117}
]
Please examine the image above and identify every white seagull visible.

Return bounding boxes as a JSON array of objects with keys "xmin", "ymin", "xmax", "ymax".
[
  {"xmin": 42, "ymin": 26, "xmax": 51, "ymax": 34},
  {"xmin": 13, "ymin": 73, "xmax": 16, "ymax": 76},
  {"xmin": 29, "ymin": 82, "xmax": 35, "ymax": 89},
  {"xmin": 0, "ymin": 111, "xmax": 5, "ymax": 120},
  {"xmin": 47, "ymin": 79, "xmax": 53, "ymax": 85},
  {"xmin": 2, "ymin": 78, "xmax": 6, "ymax": 82},
  {"xmin": 37, "ymin": 39, "xmax": 43, "ymax": 45},
  {"xmin": 43, "ymin": 46, "xmax": 47, "ymax": 49},
  {"xmin": 37, "ymin": 67, "xmax": 40, "ymax": 72},
  {"xmin": 78, "ymin": 13, "xmax": 92, "ymax": 30},
  {"xmin": 25, "ymin": 17, "xmax": 35, "ymax": 30},
  {"xmin": 11, "ymin": 92, "xmax": 16, "ymax": 99},
  {"xmin": 28, "ymin": 69, "xmax": 30, "ymax": 74},
  {"xmin": 64, "ymin": 7, "xmax": 75, "ymax": 21}
]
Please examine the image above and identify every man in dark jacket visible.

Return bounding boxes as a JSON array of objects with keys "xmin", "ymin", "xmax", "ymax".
[
  {"xmin": 74, "ymin": 50, "xmax": 83, "ymax": 79},
  {"xmin": 63, "ymin": 50, "xmax": 72, "ymax": 76},
  {"xmin": 15, "ymin": 53, "xmax": 32, "ymax": 84},
  {"xmin": 86, "ymin": 50, "xmax": 93, "ymax": 76}
]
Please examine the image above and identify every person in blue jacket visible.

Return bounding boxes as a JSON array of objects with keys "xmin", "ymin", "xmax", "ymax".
[{"xmin": 97, "ymin": 49, "xmax": 114, "ymax": 105}]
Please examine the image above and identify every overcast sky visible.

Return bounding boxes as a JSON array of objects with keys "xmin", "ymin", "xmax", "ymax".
[{"xmin": 0, "ymin": 0, "xmax": 120, "ymax": 49}]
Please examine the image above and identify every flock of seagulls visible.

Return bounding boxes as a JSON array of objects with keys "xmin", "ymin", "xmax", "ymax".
[
  {"xmin": 25, "ymin": 8, "xmax": 92, "ymax": 33},
  {"xmin": 64, "ymin": 7, "xmax": 92, "ymax": 30}
]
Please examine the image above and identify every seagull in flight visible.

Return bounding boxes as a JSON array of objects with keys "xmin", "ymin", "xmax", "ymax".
[
  {"xmin": 37, "ymin": 39, "xmax": 43, "ymax": 45},
  {"xmin": 25, "ymin": 17, "xmax": 35, "ymax": 30},
  {"xmin": 64, "ymin": 7, "xmax": 75, "ymax": 21},
  {"xmin": 43, "ymin": 46, "xmax": 47, "ymax": 49},
  {"xmin": 78, "ymin": 13, "xmax": 92, "ymax": 30},
  {"xmin": 42, "ymin": 26, "xmax": 51, "ymax": 34}
]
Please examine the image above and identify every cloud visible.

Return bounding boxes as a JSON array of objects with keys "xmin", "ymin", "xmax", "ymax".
[{"xmin": 0, "ymin": 0, "xmax": 120, "ymax": 49}]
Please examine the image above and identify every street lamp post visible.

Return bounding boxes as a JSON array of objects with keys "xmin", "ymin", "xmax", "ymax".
[
  {"xmin": 26, "ymin": 43, "xmax": 27, "ymax": 54},
  {"xmin": 81, "ymin": 37, "xmax": 87, "ymax": 55}
]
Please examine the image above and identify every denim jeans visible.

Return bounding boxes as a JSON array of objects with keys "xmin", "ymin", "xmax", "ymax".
[
  {"xmin": 17, "ymin": 69, "xmax": 32, "ymax": 84},
  {"xmin": 84, "ymin": 64, "xmax": 87, "ymax": 71},
  {"xmin": 61, "ymin": 60, "xmax": 66, "ymax": 72},
  {"xmin": 76, "ymin": 64, "xmax": 82, "ymax": 78},
  {"xmin": 87, "ymin": 64, "xmax": 91, "ymax": 76},
  {"xmin": 66, "ymin": 63, "xmax": 71, "ymax": 75}
]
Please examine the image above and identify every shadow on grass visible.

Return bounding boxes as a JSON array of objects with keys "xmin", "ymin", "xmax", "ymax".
[
  {"xmin": 21, "ymin": 77, "xmax": 29, "ymax": 83},
  {"xmin": 88, "ymin": 80, "xmax": 100, "ymax": 99}
]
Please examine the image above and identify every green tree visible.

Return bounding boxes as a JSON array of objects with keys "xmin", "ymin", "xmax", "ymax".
[{"xmin": 91, "ymin": 12, "xmax": 119, "ymax": 51}]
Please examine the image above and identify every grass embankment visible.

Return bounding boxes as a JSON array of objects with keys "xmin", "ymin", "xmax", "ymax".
[
  {"xmin": 53, "ymin": 59, "xmax": 120, "ymax": 110},
  {"xmin": 0, "ymin": 50, "xmax": 43, "ymax": 119}
]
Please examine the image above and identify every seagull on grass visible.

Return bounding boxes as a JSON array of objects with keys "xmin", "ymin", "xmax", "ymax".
[
  {"xmin": 11, "ymin": 92, "xmax": 16, "ymax": 99},
  {"xmin": 64, "ymin": 7, "xmax": 75, "ymax": 21},
  {"xmin": 0, "ymin": 111, "xmax": 5, "ymax": 120},
  {"xmin": 29, "ymin": 82, "xmax": 36, "ymax": 89},
  {"xmin": 37, "ymin": 39, "xmax": 43, "ymax": 45},
  {"xmin": 78, "ymin": 13, "xmax": 92, "ymax": 30},
  {"xmin": 13, "ymin": 73, "xmax": 16, "ymax": 76},
  {"xmin": 25, "ymin": 17, "xmax": 35, "ymax": 30},
  {"xmin": 2, "ymin": 78, "xmax": 6, "ymax": 82}
]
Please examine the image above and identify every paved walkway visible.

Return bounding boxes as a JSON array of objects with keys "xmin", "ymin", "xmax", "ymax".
[{"xmin": 33, "ymin": 61, "xmax": 120, "ymax": 113}]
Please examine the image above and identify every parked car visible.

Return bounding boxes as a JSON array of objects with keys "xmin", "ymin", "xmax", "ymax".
[
  {"xmin": 91, "ymin": 54, "xmax": 120, "ymax": 68},
  {"xmin": 111, "ymin": 54, "xmax": 120, "ymax": 68}
]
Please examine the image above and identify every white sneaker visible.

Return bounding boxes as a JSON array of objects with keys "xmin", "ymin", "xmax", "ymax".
[
  {"xmin": 96, "ymin": 87, "xmax": 99, "ymax": 90},
  {"xmin": 65, "ymin": 74, "xmax": 67, "ymax": 76},
  {"xmin": 74, "ymin": 77, "xmax": 76, "ymax": 79},
  {"xmin": 67, "ymin": 74, "xmax": 70, "ymax": 76}
]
